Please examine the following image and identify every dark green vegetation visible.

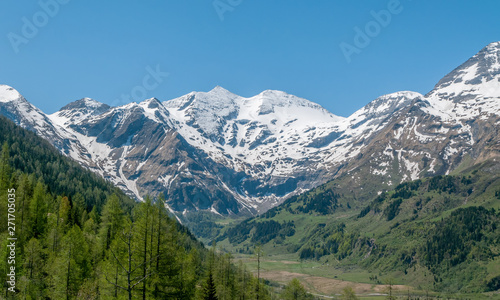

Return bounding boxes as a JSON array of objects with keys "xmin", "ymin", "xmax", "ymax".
[
  {"xmin": 0, "ymin": 117, "xmax": 286, "ymax": 299},
  {"xmin": 216, "ymin": 160, "xmax": 500, "ymax": 294}
]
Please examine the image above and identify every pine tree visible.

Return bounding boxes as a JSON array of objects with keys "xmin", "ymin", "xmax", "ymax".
[
  {"xmin": 283, "ymin": 278, "xmax": 309, "ymax": 300},
  {"xmin": 105, "ymin": 220, "xmax": 154, "ymax": 300},
  {"xmin": 59, "ymin": 196, "xmax": 71, "ymax": 229},
  {"xmin": 203, "ymin": 271, "xmax": 218, "ymax": 300},
  {"xmin": 255, "ymin": 244, "xmax": 263, "ymax": 300},
  {"xmin": 153, "ymin": 194, "xmax": 164, "ymax": 297},
  {"xmin": 153, "ymin": 206, "xmax": 190, "ymax": 298},
  {"xmin": 0, "ymin": 142, "xmax": 11, "ymax": 190},
  {"xmin": 340, "ymin": 286, "xmax": 358, "ymax": 300},
  {"xmin": 48, "ymin": 225, "xmax": 90, "ymax": 299},
  {"xmin": 17, "ymin": 173, "xmax": 32, "ymax": 243},
  {"xmin": 0, "ymin": 142, "xmax": 11, "ymax": 234},
  {"xmin": 98, "ymin": 193, "xmax": 124, "ymax": 255},
  {"xmin": 71, "ymin": 193, "xmax": 86, "ymax": 226},
  {"xmin": 20, "ymin": 238, "xmax": 45, "ymax": 299},
  {"xmin": 384, "ymin": 278, "xmax": 396, "ymax": 300},
  {"xmin": 29, "ymin": 181, "xmax": 48, "ymax": 238},
  {"xmin": 133, "ymin": 195, "xmax": 155, "ymax": 299}
]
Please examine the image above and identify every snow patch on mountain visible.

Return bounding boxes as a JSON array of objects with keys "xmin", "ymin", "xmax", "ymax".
[{"xmin": 0, "ymin": 85, "xmax": 23, "ymax": 102}]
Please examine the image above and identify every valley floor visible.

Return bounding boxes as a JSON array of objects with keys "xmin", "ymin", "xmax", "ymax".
[{"xmin": 234, "ymin": 254, "xmax": 500, "ymax": 299}]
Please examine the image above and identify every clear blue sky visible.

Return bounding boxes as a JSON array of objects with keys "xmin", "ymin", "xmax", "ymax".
[{"xmin": 1, "ymin": 1, "xmax": 499, "ymax": 117}]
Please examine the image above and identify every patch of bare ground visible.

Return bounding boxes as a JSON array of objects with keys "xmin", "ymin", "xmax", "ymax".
[{"xmin": 257, "ymin": 270, "xmax": 411, "ymax": 296}]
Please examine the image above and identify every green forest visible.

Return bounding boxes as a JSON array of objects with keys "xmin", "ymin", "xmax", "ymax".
[{"xmin": 0, "ymin": 117, "xmax": 317, "ymax": 299}]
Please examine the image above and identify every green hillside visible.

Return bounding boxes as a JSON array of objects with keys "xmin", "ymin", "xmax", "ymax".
[
  {"xmin": 216, "ymin": 160, "xmax": 500, "ymax": 294},
  {"xmin": 0, "ymin": 116, "xmax": 290, "ymax": 299}
]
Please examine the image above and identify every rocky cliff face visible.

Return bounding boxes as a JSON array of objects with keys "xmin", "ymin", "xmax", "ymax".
[{"xmin": 1, "ymin": 42, "xmax": 499, "ymax": 219}]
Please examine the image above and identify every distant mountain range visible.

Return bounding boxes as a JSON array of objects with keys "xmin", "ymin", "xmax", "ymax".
[{"xmin": 1, "ymin": 41, "xmax": 499, "ymax": 222}]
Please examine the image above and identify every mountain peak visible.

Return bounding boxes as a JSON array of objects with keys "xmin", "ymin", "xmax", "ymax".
[
  {"xmin": 378, "ymin": 91, "xmax": 423, "ymax": 100},
  {"xmin": 59, "ymin": 98, "xmax": 109, "ymax": 112},
  {"xmin": 256, "ymin": 89, "xmax": 293, "ymax": 99},
  {"xmin": 206, "ymin": 85, "xmax": 238, "ymax": 98},
  {"xmin": 170, "ymin": 86, "xmax": 240, "ymax": 109},
  {"xmin": 474, "ymin": 41, "xmax": 500, "ymax": 68},
  {"xmin": 347, "ymin": 91, "xmax": 423, "ymax": 128},
  {"xmin": 484, "ymin": 41, "xmax": 500, "ymax": 51},
  {"xmin": 0, "ymin": 84, "xmax": 23, "ymax": 103},
  {"xmin": 51, "ymin": 97, "xmax": 111, "ymax": 126},
  {"xmin": 211, "ymin": 85, "xmax": 227, "ymax": 92},
  {"xmin": 250, "ymin": 89, "xmax": 338, "ymax": 119},
  {"xmin": 139, "ymin": 97, "xmax": 162, "ymax": 109},
  {"xmin": 427, "ymin": 41, "xmax": 500, "ymax": 100}
]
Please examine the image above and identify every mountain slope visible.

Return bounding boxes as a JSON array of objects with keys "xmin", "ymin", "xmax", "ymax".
[
  {"xmin": 0, "ymin": 85, "xmax": 77, "ymax": 154},
  {"xmin": 215, "ymin": 159, "xmax": 500, "ymax": 293},
  {"xmin": 0, "ymin": 42, "xmax": 499, "ymax": 225},
  {"xmin": 51, "ymin": 97, "xmax": 252, "ymax": 216}
]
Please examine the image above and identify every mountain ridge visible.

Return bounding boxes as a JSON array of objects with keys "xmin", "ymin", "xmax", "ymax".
[{"xmin": 0, "ymin": 42, "xmax": 499, "ymax": 224}]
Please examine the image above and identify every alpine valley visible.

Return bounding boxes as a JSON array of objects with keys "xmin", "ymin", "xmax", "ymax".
[{"xmin": 1, "ymin": 41, "xmax": 500, "ymax": 295}]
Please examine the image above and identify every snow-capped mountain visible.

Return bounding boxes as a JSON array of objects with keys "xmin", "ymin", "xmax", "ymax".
[
  {"xmin": 1, "ymin": 42, "xmax": 499, "ymax": 220},
  {"xmin": 334, "ymin": 42, "xmax": 500, "ymax": 197},
  {"xmin": 52, "ymin": 98, "xmax": 111, "ymax": 127},
  {"xmin": 164, "ymin": 86, "xmax": 345, "ymax": 183},
  {"xmin": 49, "ymin": 96, "xmax": 248, "ymax": 215}
]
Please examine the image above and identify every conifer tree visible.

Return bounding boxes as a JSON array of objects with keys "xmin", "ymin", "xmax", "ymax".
[
  {"xmin": 137, "ymin": 196, "xmax": 153, "ymax": 300},
  {"xmin": 283, "ymin": 278, "xmax": 309, "ymax": 300},
  {"xmin": 203, "ymin": 271, "xmax": 218, "ymax": 300},
  {"xmin": 98, "ymin": 193, "xmax": 124, "ymax": 255},
  {"xmin": 340, "ymin": 286, "xmax": 358, "ymax": 300},
  {"xmin": 0, "ymin": 142, "xmax": 11, "ymax": 190},
  {"xmin": 255, "ymin": 244, "xmax": 263, "ymax": 299},
  {"xmin": 29, "ymin": 181, "xmax": 48, "ymax": 238},
  {"xmin": 105, "ymin": 220, "xmax": 155, "ymax": 300},
  {"xmin": 20, "ymin": 238, "xmax": 44, "ymax": 298},
  {"xmin": 17, "ymin": 173, "xmax": 32, "ymax": 243},
  {"xmin": 48, "ymin": 225, "xmax": 90, "ymax": 299}
]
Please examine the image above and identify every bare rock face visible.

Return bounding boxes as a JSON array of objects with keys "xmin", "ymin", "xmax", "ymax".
[{"xmin": 0, "ymin": 42, "xmax": 499, "ymax": 220}]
